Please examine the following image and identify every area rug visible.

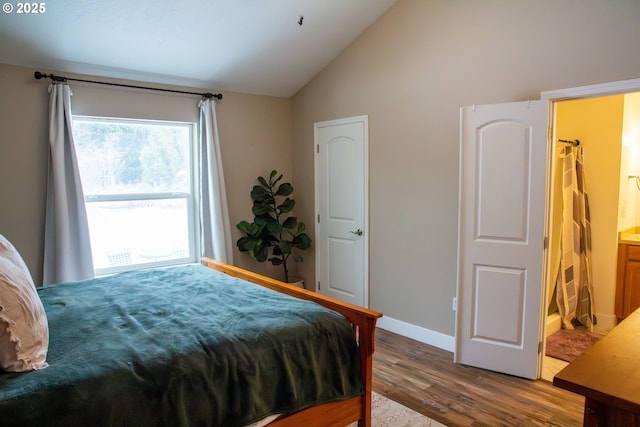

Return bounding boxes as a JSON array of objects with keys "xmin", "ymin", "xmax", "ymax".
[
  {"xmin": 347, "ymin": 392, "xmax": 446, "ymax": 427},
  {"xmin": 546, "ymin": 328, "xmax": 605, "ymax": 363}
]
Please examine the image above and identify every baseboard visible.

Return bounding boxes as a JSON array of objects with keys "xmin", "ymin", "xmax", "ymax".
[
  {"xmin": 377, "ymin": 316, "xmax": 455, "ymax": 353},
  {"xmin": 378, "ymin": 312, "xmax": 613, "ymax": 354}
]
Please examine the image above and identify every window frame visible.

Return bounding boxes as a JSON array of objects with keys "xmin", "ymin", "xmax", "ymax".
[{"xmin": 72, "ymin": 115, "xmax": 201, "ymax": 276}]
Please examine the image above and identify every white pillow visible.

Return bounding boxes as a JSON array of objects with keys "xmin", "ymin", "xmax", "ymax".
[{"xmin": 0, "ymin": 234, "xmax": 49, "ymax": 372}]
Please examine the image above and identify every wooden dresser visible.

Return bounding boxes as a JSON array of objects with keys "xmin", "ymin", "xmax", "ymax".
[{"xmin": 553, "ymin": 309, "xmax": 640, "ymax": 426}]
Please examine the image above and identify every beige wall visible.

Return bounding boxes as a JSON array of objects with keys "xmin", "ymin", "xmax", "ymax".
[
  {"xmin": 620, "ymin": 93, "xmax": 640, "ymax": 230},
  {"xmin": 553, "ymin": 96, "xmax": 624, "ymax": 329},
  {"xmin": 0, "ymin": 63, "xmax": 293, "ymax": 284},
  {"xmin": 292, "ymin": 0, "xmax": 640, "ymax": 335}
]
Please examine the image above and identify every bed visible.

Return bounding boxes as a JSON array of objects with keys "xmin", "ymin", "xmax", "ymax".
[{"xmin": 0, "ymin": 256, "xmax": 381, "ymax": 427}]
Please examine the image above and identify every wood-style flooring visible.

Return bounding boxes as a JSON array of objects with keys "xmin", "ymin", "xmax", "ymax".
[{"xmin": 372, "ymin": 328, "xmax": 585, "ymax": 427}]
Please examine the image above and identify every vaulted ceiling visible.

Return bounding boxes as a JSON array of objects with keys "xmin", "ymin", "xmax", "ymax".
[{"xmin": 0, "ymin": 0, "xmax": 398, "ymax": 97}]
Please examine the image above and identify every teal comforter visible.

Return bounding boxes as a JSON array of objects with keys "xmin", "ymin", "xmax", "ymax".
[{"xmin": 0, "ymin": 265, "xmax": 362, "ymax": 427}]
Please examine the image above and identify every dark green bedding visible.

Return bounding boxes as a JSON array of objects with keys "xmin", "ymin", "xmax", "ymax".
[{"xmin": 0, "ymin": 265, "xmax": 362, "ymax": 427}]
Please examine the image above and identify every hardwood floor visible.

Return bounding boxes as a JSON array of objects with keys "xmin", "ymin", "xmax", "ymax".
[{"xmin": 372, "ymin": 328, "xmax": 585, "ymax": 426}]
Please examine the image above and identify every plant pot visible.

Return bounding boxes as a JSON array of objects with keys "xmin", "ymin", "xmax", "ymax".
[{"xmin": 289, "ymin": 279, "xmax": 304, "ymax": 289}]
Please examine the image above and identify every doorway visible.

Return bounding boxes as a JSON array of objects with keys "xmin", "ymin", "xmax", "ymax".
[
  {"xmin": 314, "ymin": 115, "xmax": 369, "ymax": 307},
  {"xmin": 455, "ymin": 78, "xmax": 640, "ymax": 380},
  {"xmin": 542, "ymin": 90, "xmax": 640, "ymax": 380}
]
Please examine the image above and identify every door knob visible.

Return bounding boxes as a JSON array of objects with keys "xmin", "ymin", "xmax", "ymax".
[{"xmin": 350, "ymin": 229, "xmax": 363, "ymax": 236}]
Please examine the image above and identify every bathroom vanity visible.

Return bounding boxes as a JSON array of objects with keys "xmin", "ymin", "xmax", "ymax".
[{"xmin": 616, "ymin": 228, "xmax": 640, "ymax": 320}]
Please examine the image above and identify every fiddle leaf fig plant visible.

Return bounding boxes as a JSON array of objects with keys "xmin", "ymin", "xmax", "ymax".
[{"xmin": 236, "ymin": 170, "xmax": 312, "ymax": 283}]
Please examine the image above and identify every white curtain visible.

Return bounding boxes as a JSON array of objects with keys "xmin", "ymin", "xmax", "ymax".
[
  {"xmin": 557, "ymin": 145, "xmax": 595, "ymax": 330},
  {"xmin": 43, "ymin": 83, "xmax": 94, "ymax": 285},
  {"xmin": 198, "ymin": 98, "xmax": 233, "ymax": 263}
]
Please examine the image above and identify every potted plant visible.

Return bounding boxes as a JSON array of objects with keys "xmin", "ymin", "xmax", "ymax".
[{"xmin": 236, "ymin": 170, "xmax": 312, "ymax": 283}]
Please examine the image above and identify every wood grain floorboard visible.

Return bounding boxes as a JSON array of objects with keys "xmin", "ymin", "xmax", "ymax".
[{"xmin": 372, "ymin": 328, "xmax": 584, "ymax": 426}]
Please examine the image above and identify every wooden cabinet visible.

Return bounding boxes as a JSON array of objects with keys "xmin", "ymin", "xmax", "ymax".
[{"xmin": 615, "ymin": 243, "xmax": 640, "ymax": 320}]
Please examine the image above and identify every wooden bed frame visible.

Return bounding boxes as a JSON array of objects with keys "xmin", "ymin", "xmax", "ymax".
[{"xmin": 201, "ymin": 258, "xmax": 382, "ymax": 427}]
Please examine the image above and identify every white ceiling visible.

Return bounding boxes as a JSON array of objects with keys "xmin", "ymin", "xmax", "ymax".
[{"xmin": 0, "ymin": 0, "xmax": 397, "ymax": 98}]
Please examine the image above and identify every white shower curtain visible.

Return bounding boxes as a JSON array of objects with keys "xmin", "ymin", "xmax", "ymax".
[
  {"xmin": 43, "ymin": 83, "xmax": 94, "ymax": 285},
  {"xmin": 198, "ymin": 98, "xmax": 233, "ymax": 264},
  {"xmin": 556, "ymin": 145, "xmax": 595, "ymax": 330}
]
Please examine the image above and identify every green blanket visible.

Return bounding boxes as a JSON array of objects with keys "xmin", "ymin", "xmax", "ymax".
[{"xmin": 0, "ymin": 265, "xmax": 362, "ymax": 427}]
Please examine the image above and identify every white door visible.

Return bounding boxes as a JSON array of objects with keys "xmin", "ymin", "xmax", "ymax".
[
  {"xmin": 314, "ymin": 116, "xmax": 368, "ymax": 307},
  {"xmin": 455, "ymin": 101, "xmax": 549, "ymax": 379}
]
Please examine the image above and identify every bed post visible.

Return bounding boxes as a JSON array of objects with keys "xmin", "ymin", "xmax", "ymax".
[{"xmin": 358, "ymin": 316, "xmax": 378, "ymax": 427}]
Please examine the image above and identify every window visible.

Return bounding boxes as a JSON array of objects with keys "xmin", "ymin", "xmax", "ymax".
[{"xmin": 72, "ymin": 117, "xmax": 199, "ymax": 275}]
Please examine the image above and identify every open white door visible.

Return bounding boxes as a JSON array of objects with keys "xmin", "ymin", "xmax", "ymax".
[
  {"xmin": 314, "ymin": 116, "xmax": 368, "ymax": 307},
  {"xmin": 455, "ymin": 100, "xmax": 549, "ymax": 379}
]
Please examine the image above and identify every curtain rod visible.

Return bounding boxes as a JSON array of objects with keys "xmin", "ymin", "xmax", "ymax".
[
  {"xmin": 34, "ymin": 71, "xmax": 223, "ymax": 100},
  {"xmin": 558, "ymin": 139, "xmax": 580, "ymax": 146}
]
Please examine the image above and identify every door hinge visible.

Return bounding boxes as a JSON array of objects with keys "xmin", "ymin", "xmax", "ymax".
[
  {"xmin": 317, "ymin": 281, "xmax": 321, "ymax": 291},
  {"xmin": 543, "ymin": 236, "xmax": 548, "ymax": 250},
  {"xmin": 317, "ymin": 214, "xmax": 320, "ymax": 223},
  {"xmin": 316, "ymin": 144, "xmax": 319, "ymax": 154},
  {"xmin": 538, "ymin": 341, "xmax": 543, "ymax": 354}
]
